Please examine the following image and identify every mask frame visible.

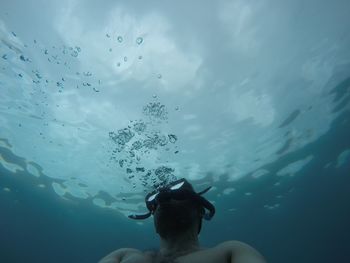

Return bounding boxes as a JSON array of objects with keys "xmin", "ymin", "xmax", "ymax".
[{"xmin": 128, "ymin": 178, "xmax": 215, "ymax": 221}]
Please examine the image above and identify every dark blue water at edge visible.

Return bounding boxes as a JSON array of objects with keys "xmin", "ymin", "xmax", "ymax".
[{"xmin": 1, "ymin": 110, "xmax": 350, "ymax": 263}]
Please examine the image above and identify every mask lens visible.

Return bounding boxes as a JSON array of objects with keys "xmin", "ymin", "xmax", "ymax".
[
  {"xmin": 147, "ymin": 192, "xmax": 158, "ymax": 202},
  {"xmin": 170, "ymin": 181, "xmax": 185, "ymax": 190}
]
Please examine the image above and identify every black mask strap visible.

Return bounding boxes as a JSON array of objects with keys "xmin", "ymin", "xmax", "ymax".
[{"xmin": 128, "ymin": 211, "xmax": 152, "ymax": 220}]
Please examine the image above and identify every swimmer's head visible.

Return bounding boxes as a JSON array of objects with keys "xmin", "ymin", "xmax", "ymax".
[{"xmin": 128, "ymin": 178, "xmax": 215, "ymax": 237}]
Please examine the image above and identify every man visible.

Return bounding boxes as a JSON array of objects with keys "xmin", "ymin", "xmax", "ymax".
[{"xmin": 99, "ymin": 178, "xmax": 266, "ymax": 263}]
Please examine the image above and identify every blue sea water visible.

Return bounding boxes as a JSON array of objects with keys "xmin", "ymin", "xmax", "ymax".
[
  {"xmin": 1, "ymin": 0, "xmax": 350, "ymax": 262},
  {"xmin": 1, "ymin": 109, "xmax": 350, "ymax": 262},
  {"xmin": 3, "ymin": 107, "xmax": 350, "ymax": 263}
]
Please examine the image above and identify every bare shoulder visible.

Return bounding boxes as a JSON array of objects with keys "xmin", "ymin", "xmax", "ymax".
[
  {"xmin": 215, "ymin": 240, "xmax": 266, "ymax": 263},
  {"xmin": 98, "ymin": 247, "xmax": 142, "ymax": 263},
  {"xmin": 215, "ymin": 240, "xmax": 260, "ymax": 252}
]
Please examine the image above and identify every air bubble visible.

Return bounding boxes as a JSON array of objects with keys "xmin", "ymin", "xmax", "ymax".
[
  {"xmin": 168, "ymin": 134, "xmax": 177, "ymax": 143},
  {"xmin": 71, "ymin": 50, "xmax": 78, "ymax": 57},
  {"xmin": 136, "ymin": 37, "xmax": 143, "ymax": 45},
  {"xmin": 20, "ymin": 55, "xmax": 26, "ymax": 61},
  {"xmin": 83, "ymin": 71, "xmax": 92, "ymax": 77}
]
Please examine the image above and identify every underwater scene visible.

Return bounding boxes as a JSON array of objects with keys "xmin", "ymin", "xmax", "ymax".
[{"xmin": 0, "ymin": 0, "xmax": 350, "ymax": 262}]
